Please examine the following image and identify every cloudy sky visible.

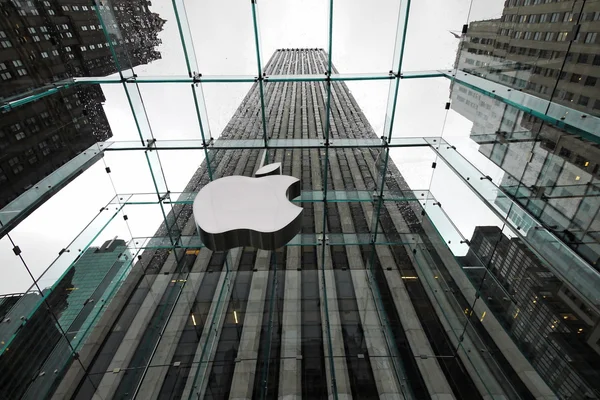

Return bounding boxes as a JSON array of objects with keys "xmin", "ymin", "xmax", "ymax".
[{"xmin": 0, "ymin": 0, "xmax": 508, "ymax": 294}]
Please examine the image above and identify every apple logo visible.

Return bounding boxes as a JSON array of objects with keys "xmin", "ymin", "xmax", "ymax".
[{"xmin": 192, "ymin": 163, "xmax": 303, "ymax": 251}]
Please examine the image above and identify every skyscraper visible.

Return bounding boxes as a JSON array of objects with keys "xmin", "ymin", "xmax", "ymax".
[
  {"xmin": 461, "ymin": 226, "xmax": 600, "ymax": 399},
  {"xmin": 50, "ymin": 49, "xmax": 569, "ymax": 400},
  {"xmin": 0, "ymin": 0, "xmax": 164, "ymax": 209},
  {"xmin": 451, "ymin": 0, "xmax": 600, "ymax": 268},
  {"xmin": 456, "ymin": 0, "xmax": 600, "ymax": 117},
  {"xmin": 0, "ymin": 238, "xmax": 131, "ymax": 400}
]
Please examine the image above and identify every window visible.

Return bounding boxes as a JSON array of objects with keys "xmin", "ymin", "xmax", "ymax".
[
  {"xmin": 90, "ymin": 25, "xmax": 96, "ymax": 30},
  {"xmin": 15, "ymin": 132, "xmax": 25, "ymax": 140},
  {"xmin": 578, "ymin": 53, "xmax": 589, "ymax": 63},
  {"xmin": 81, "ymin": 26, "xmax": 88, "ymax": 31},
  {"xmin": 570, "ymin": 73, "xmax": 581, "ymax": 83},
  {"xmin": 80, "ymin": 45, "xmax": 86, "ymax": 51},
  {"xmin": 585, "ymin": 76, "xmax": 597, "ymax": 86},
  {"xmin": 82, "ymin": 5, "xmax": 88, "ymax": 10},
  {"xmin": 0, "ymin": 31, "xmax": 5, "ymax": 38},
  {"xmin": 89, "ymin": 44, "xmax": 95, "ymax": 50},
  {"xmin": 61, "ymin": 5, "xmax": 69, "ymax": 11},
  {"xmin": 564, "ymin": 12, "xmax": 573, "ymax": 22},
  {"xmin": 43, "ymin": 0, "xmax": 50, "ymax": 5},
  {"xmin": 97, "ymin": 43, "xmax": 103, "ymax": 48},
  {"xmin": 41, "ymin": 51, "xmax": 48, "ymax": 58},
  {"xmin": 594, "ymin": 100, "xmax": 600, "ymax": 110},
  {"xmin": 46, "ymin": 10, "xmax": 52, "ymax": 15},
  {"xmin": 72, "ymin": 5, "xmax": 79, "ymax": 10},
  {"xmin": 43, "ymin": 34, "xmax": 50, "ymax": 40},
  {"xmin": 540, "ymin": 13, "xmax": 548, "ymax": 23},
  {"xmin": 61, "ymin": 24, "xmax": 68, "ymax": 30},
  {"xmin": 550, "ymin": 12, "xmax": 561, "ymax": 22},
  {"xmin": 0, "ymin": 72, "xmax": 12, "ymax": 80},
  {"xmin": 27, "ymin": 27, "xmax": 36, "ymax": 33},
  {"xmin": 8, "ymin": 157, "xmax": 22, "ymax": 174},
  {"xmin": 32, "ymin": 35, "xmax": 40, "ymax": 42},
  {"xmin": 66, "ymin": 32, "xmax": 72, "ymax": 38},
  {"xmin": 13, "ymin": 60, "xmax": 22, "ymax": 67},
  {"xmin": 524, "ymin": 32, "xmax": 533, "ymax": 40},
  {"xmin": 16, "ymin": 68, "xmax": 27, "ymax": 76},
  {"xmin": 545, "ymin": 32, "xmax": 555, "ymax": 41},
  {"xmin": 40, "ymin": 26, "xmax": 47, "ymax": 32},
  {"xmin": 583, "ymin": 12, "xmax": 597, "ymax": 22},
  {"xmin": 65, "ymin": 46, "xmax": 71, "ymax": 52},
  {"xmin": 594, "ymin": 55, "xmax": 600, "ymax": 66},
  {"xmin": 38, "ymin": 141, "xmax": 50, "ymax": 155},
  {"xmin": 0, "ymin": 62, "xmax": 6, "ymax": 71},
  {"xmin": 1, "ymin": 40, "xmax": 12, "ymax": 48},
  {"xmin": 563, "ymin": 92, "xmax": 574, "ymax": 101},
  {"xmin": 534, "ymin": 32, "xmax": 542, "ymax": 40},
  {"xmin": 578, "ymin": 96, "xmax": 590, "ymax": 106},
  {"xmin": 51, "ymin": 49, "xmax": 58, "ymax": 56},
  {"xmin": 557, "ymin": 32, "xmax": 568, "ymax": 41},
  {"xmin": 26, "ymin": 149, "xmax": 37, "ymax": 165},
  {"xmin": 585, "ymin": 32, "xmax": 597, "ymax": 44}
]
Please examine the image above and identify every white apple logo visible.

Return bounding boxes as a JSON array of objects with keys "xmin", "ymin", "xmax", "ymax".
[{"xmin": 192, "ymin": 163, "xmax": 303, "ymax": 251}]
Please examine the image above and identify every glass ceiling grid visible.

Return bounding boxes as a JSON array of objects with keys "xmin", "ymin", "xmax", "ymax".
[{"xmin": 2, "ymin": 0, "xmax": 600, "ymax": 399}]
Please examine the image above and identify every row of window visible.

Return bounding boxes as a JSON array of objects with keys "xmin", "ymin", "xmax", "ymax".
[
  {"xmin": 526, "ymin": 81, "xmax": 600, "ymax": 109},
  {"xmin": 501, "ymin": 11, "xmax": 600, "ymax": 24},
  {"xmin": 498, "ymin": 29, "xmax": 598, "ymax": 44},
  {"xmin": 506, "ymin": 0, "xmax": 570, "ymax": 6},
  {"xmin": 530, "ymin": 67, "xmax": 598, "ymax": 88},
  {"xmin": 469, "ymin": 41, "xmax": 600, "ymax": 65},
  {"xmin": 3, "ymin": 142, "xmax": 54, "ymax": 174}
]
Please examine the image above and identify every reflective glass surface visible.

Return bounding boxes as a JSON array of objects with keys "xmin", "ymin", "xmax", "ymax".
[{"xmin": 1, "ymin": 0, "xmax": 600, "ymax": 399}]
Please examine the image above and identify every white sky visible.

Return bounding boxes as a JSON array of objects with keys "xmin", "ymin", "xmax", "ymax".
[{"xmin": 0, "ymin": 0, "xmax": 508, "ymax": 294}]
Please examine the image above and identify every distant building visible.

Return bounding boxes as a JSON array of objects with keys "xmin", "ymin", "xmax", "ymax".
[
  {"xmin": 457, "ymin": 0, "xmax": 600, "ymax": 117},
  {"xmin": 0, "ymin": 238, "xmax": 131, "ymax": 399},
  {"xmin": 451, "ymin": 79, "xmax": 600, "ymax": 267},
  {"xmin": 461, "ymin": 226, "xmax": 600, "ymax": 399},
  {"xmin": 0, "ymin": 0, "xmax": 164, "ymax": 209},
  {"xmin": 451, "ymin": 0, "xmax": 600, "ymax": 266}
]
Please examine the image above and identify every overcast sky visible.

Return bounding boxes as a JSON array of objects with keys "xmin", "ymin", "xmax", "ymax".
[{"xmin": 0, "ymin": 0, "xmax": 508, "ymax": 294}]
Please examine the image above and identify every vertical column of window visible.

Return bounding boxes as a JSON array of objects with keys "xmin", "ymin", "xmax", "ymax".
[
  {"xmin": 157, "ymin": 251, "xmax": 227, "ymax": 399},
  {"xmin": 252, "ymin": 250, "xmax": 286, "ymax": 399},
  {"xmin": 113, "ymin": 254, "xmax": 197, "ymax": 399},
  {"xmin": 203, "ymin": 261, "xmax": 254, "ymax": 398},
  {"xmin": 300, "ymin": 248, "xmax": 327, "ymax": 399}
]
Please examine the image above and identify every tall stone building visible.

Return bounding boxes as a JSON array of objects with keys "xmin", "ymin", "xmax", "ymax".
[
  {"xmin": 457, "ymin": 0, "xmax": 600, "ymax": 117},
  {"xmin": 48, "ymin": 49, "xmax": 575, "ymax": 400},
  {"xmin": 452, "ymin": 0, "xmax": 600, "ymax": 268},
  {"xmin": 0, "ymin": 238, "xmax": 131, "ymax": 399},
  {"xmin": 461, "ymin": 226, "xmax": 600, "ymax": 399},
  {"xmin": 0, "ymin": 0, "xmax": 164, "ymax": 209}
]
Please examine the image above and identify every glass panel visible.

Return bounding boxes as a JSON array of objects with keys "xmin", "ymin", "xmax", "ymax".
[
  {"xmin": 0, "ymin": 143, "xmax": 104, "ymax": 234},
  {"xmin": 186, "ymin": 1, "xmax": 256, "ymax": 75}
]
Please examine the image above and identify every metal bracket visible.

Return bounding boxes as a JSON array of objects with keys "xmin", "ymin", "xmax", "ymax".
[
  {"xmin": 146, "ymin": 138, "xmax": 157, "ymax": 149},
  {"xmin": 317, "ymin": 234, "xmax": 329, "ymax": 245}
]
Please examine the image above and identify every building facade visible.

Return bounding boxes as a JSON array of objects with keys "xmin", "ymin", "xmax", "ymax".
[
  {"xmin": 461, "ymin": 226, "xmax": 600, "ymax": 399},
  {"xmin": 44, "ymin": 49, "xmax": 589, "ymax": 400},
  {"xmin": 457, "ymin": 0, "xmax": 600, "ymax": 117},
  {"xmin": 0, "ymin": 238, "xmax": 131, "ymax": 400},
  {"xmin": 452, "ymin": 0, "xmax": 600, "ymax": 268},
  {"xmin": 0, "ymin": 0, "xmax": 164, "ymax": 208}
]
